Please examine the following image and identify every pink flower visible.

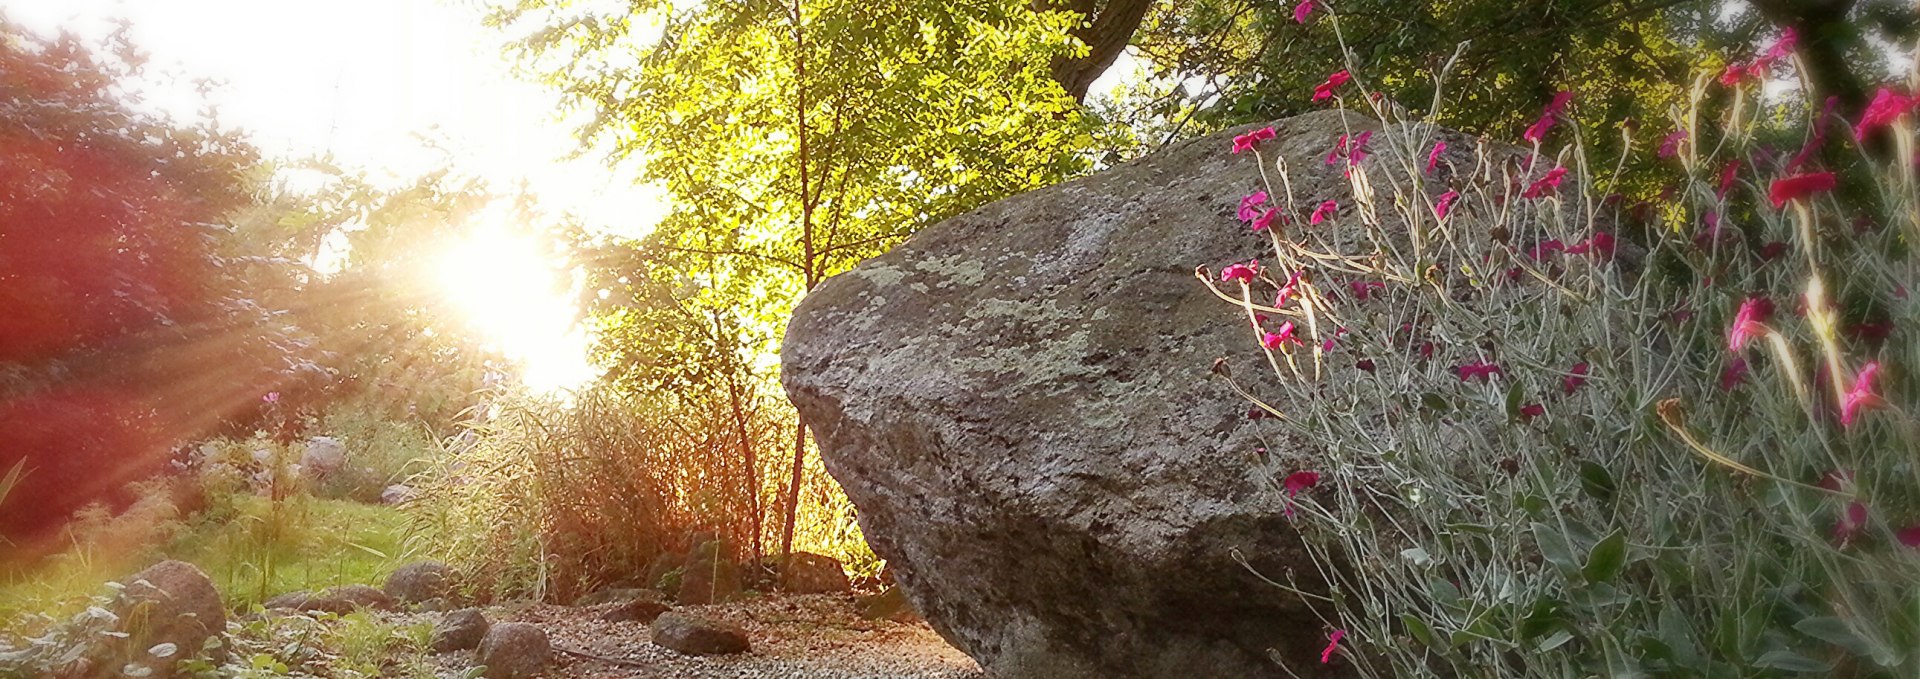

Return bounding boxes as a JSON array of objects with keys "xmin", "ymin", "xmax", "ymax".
[
  {"xmin": 1221, "ymin": 260, "xmax": 1260, "ymax": 284},
  {"xmin": 1858, "ymin": 87, "xmax": 1918, "ymax": 137},
  {"xmin": 1519, "ymin": 403, "xmax": 1545, "ymax": 420},
  {"xmin": 1321, "ymin": 326, "xmax": 1349, "ymax": 352},
  {"xmin": 1274, "ymin": 269, "xmax": 1305, "ymax": 305},
  {"xmin": 1719, "ymin": 62, "xmax": 1747, "ymax": 86},
  {"xmin": 1768, "ymin": 172, "xmax": 1836, "ymax": 209},
  {"xmin": 1728, "ymin": 297, "xmax": 1772, "ymax": 351},
  {"xmin": 1455, "ymin": 360, "xmax": 1503, "ymax": 382},
  {"xmin": 1528, "ymin": 239, "xmax": 1567, "ymax": 260},
  {"xmin": 1564, "ymin": 232, "xmax": 1615, "ymax": 259},
  {"xmin": 1658, "ymin": 130, "xmax": 1687, "ymax": 159},
  {"xmin": 1835, "ymin": 501, "xmax": 1869, "ymax": 546},
  {"xmin": 1788, "ymin": 96, "xmax": 1839, "ymax": 171},
  {"xmin": 1523, "ymin": 91, "xmax": 1575, "ymax": 143},
  {"xmin": 1263, "ymin": 322, "xmax": 1305, "ymax": 350},
  {"xmin": 1897, "ymin": 525, "xmax": 1920, "ymax": 548},
  {"xmin": 1232, "ymin": 126, "xmax": 1278, "ymax": 154},
  {"xmin": 1840, "ymin": 362, "xmax": 1882, "ymax": 427},
  {"xmin": 1522, "ymin": 166, "xmax": 1568, "ymax": 199},
  {"xmin": 1758, "ymin": 241, "xmax": 1789, "ymax": 261},
  {"xmin": 1425, "ymin": 141, "xmax": 1447, "ymax": 174},
  {"xmin": 1252, "ymin": 207, "xmax": 1283, "ymax": 232},
  {"xmin": 1563, "ymin": 362, "xmax": 1590, "ymax": 394},
  {"xmin": 1348, "ymin": 280, "xmax": 1386, "ymax": 301},
  {"xmin": 1716, "ymin": 160, "xmax": 1741, "ymax": 200},
  {"xmin": 1355, "ymin": 359, "xmax": 1376, "ymax": 373},
  {"xmin": 1761, "ymin": 27, "xmax": 1798, "ymax": 62},
  {"xmin": 1283, "ymin": 470, "xmax": 1320, "ymax": 518},
  {"xmin": 1321, "ymin": 629, "xmax": 1345, "ymax": 664},
  {"xmin": 1312, "ymin": 70, "xmax": 1351, "ymax": 102},
  {"xmin": 1310, "ymin": 199, "xmax": 1338, "ymax": 225},
  {"xmin": 1720, "ymin": 358, "xmax": 1749, "ymax": 391},
  {"xmin": 263, "ymin": 392, "xmax": 281, "ymax": 404},
  {"xmin": 1433, "ymin": 190, "xmax": 1460, "ymax": 220},
  {"xmin": 1293, "ymin": 0, "xmax": 1315, "ymax": 23},
  {"xmin": 1238, "ymin": 191, "xmax": 1270, "ymax": 221}
]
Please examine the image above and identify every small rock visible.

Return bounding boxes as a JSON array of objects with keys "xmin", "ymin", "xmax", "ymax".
[
  {"xmin": 651, "ymin": 611, "xmax": 750, "ymax": 655},
  {"xmin": 431, "ymin": 608, "xmax": 490, "ymax": 653},
  {"xmin": 384, "ymin": 561, "xmax": 452, "ymax": 604},
  {"xmin": 318, "ymin": 584, "xmax": 395, "ymax": 611},
  {"xmin": 262, "ymin": 590, "xmax": 316, "ymax": 612},
  {"xmin": 600, "ymin": 597, "xmax": 671, "ymax": 624},
  {"xmin": 776, "ymin": 552, "xmax": 851, "ymax": 593},
  {"xmin": 114, "ymin": 560, "xmax": 226, "ymax": 677},
  {"xmin": 476, "ymin": 622, "xmax": 551, "ymax": 679},
  {"xmin": 301, "ymin": 436, "xmax": 347, "ymax": 475},
  {"xmin": 380, "ymin": 483, "xmax": 418, "ymax": 505}
]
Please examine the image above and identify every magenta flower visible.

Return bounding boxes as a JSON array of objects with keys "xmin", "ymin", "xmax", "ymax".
[
  {"xmin": 1263, "ymin": 321, "xmax": 1305, "ymax": 350},
  {"xmin": 1433, "ymin": 190, "xmax": 1460, "ymax": 220},
  {"xmin": 1758, "ymin": 241, "xmax": 1788, "ymax": 261},
  {"xmin": 1348, "ymin": 280, "xmax": 1386, "ymax": 301},
  {"xmin": 1840, "ymin": 362, "xmax": 1882, "ymax": 427},
  {"xmin": 1835, "ymin": 501, "xmax": 1869, "ymax": 546},
  {"xmin": 1321, "ymin": 326, "xmax": 1349, "ymax": 352},
  {"xmin": 1274, "ymin": 269, "xmax": 1305, "ymax": 305},
  {"xmin": 1522, "ymin": 166, "xmax": 1568, "ymax": 199},
  {"xmin": 1221, "ymin": 260, "xmax": 1260, "ymax": 284},
  {"xmin": 1519, "ymin": 403, "xmax": 1546, "ymax": 420},
  {"xmin": 1564, "ymin": 232, "xmax": 1615, "ymax": 259},
  {"xmin": 1425, "ymin": 141, "xmax": 1447, "ymax": 174},
  {"xmin": 1283, "ymin": 470, "xmax": 1320, "ymax": 518},
  {"xmin": 1321, "ymin": 629, "xmax": 1345, "ymax": 664},
  {"xmin": 1310, "ymin": 199, "xmax": 1338, "ymax": 225},
  {"xmin": 1719, "ymin": 358, "xmax": 1750, "ymax": 391},
  {"xmin": 1858, "ymin": 87, "xmax": 1918, "ymax": 137},
  {"xmin": 1716, "ymin": 159, "xmax": 1741, "ymax": 200},
  {"xmin": 1728, "ymin": 297, "xmax": 1773, "ymax": 351},
  {"xmin": 1252, "ymin": 207, "xmax": 1283, "ymax": 232},
  {"xmin": 1312, "ymin": 70, "xmax": 1351, "ymax": 102},
  {"xmin": 1355, "ymin": 359, "xmax": 1376, "ymax": 373},
  {"xmin": 1293, "ymin": 0, "xmax": 1314, "ymax": 23},
  {"xmin": 1455, "ymin": 360, "xmax": 1503, "ymax": 382},
  {"xmin": 1528, "ymin": 239, "xmax": 1567, "ymax": 260},
  {"xmin": 1563, "ymin": 362, "xmax": 1590, "ymax": 395},
  {"xmin": 1898, "ymin": 525, "xmax": 1920, "ymax": 549},
  {"xmin": 1788, "ymin": 97, "xmax": 1838, "ymax": 171},
  {"xmin": 1238, "ymin": 191, "xmax": 1270, "ymax": 222},
  {"xmin": 1658, "ymin": 130, "xmax": 1687, "ymax": 159},
  {"xmin": 1522, "ymin": 91, "xmax": 1575, "ymax": 143},
  {"xmin": 1232, "ymin": 126, "xmax": 1278, "ymax": 154},
  {"xmin": 1768, "ymin": 172, "xmax": 1836, "ymax": 209}
]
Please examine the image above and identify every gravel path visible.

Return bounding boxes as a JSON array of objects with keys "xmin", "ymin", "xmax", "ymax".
[{"xmin": 442, "ymin": 593, "xmax": 981, "ymax": 679}]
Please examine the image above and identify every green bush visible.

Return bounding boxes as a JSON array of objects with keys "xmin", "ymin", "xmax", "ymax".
[{"xmin": 1217, "ymin": 12, "xmax": 1919, "ymax": 676}]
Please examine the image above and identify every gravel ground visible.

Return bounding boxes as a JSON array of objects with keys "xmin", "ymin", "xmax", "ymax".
[{"xmin": 434, "ymin": 593, "xmax": 982, "ymax": 678}]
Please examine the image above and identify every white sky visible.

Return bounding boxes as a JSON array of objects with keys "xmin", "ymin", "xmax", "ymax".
[{"xmin": 3, "ymin": 0, "xmax": 667, "ymax": 240}]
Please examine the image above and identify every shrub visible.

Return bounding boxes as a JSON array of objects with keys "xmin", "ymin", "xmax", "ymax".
[{"xmin": 1215, "ymin": 10, "xmax": 1918, "ymax": 676}]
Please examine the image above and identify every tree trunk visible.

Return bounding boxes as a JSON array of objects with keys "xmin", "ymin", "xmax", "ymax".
[{"xmin": 1041, "ymin": 0, "xmax": 1155, "ymax": 102}]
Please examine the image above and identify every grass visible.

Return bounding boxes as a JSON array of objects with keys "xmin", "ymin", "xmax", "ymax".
[{"xmin": 0, "ymin": 494, "xmax": 415, "ymax": 632}]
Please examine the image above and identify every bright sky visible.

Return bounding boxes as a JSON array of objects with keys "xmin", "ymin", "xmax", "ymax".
[{"xmin": 4, "ymin": 0, "xmax": 647, "ymax": 393}]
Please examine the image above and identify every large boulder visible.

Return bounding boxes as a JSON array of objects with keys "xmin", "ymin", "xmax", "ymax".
[
  {"xmin": 774, "ymin": 552, "xmax": 851, "ymax": 593},
  {"xmin": 781, "ymin": 110, "xmax": 1490, "ymax": 677},
  {"xmin": 113, "ymin": 560, "xmax": 226, "ymax": 677},
  {"xmin": 300, "ymin": 436, "xmax": 346, "ymax": 475}
]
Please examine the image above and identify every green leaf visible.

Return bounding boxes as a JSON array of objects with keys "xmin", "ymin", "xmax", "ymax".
[
  {"xmin": 1536, "ymin": 630, "xmax": 1575, "ymax": 653},
  {"xmin": 1504, "ymin": 380, "xmax": 1524, "ymax": 419},
  {"xmin": 1577, "ymin": 461, "xmax": 1616, "ymax": 503},
  {"xmin": 1655, "ymin": 605, "xmax": 1703, "ymax": 670},
  {"xmin": 1793, "ymin": 616, "xmax": 1875, "ymax": 657},
  {"xmin": 1753, "ymin": 649, "xmax": 1833, "ymax": 672},
  {"xmin": 1582, "ymin": 529, "xmax": 1627, "ymax": 583},
  {"xmin": 1531, "ymin": 522, "xmax": 1579, "ymax": 573}
]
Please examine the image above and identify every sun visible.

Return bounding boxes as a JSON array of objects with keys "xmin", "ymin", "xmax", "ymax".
[{"xmin": 433, "ymin": 225, "xmax": 599, "ymax": 394}]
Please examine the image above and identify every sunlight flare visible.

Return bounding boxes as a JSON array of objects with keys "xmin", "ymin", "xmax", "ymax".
[{"xmin": 433, "ymin": 224, "xmax": 598, "ymax": 394}]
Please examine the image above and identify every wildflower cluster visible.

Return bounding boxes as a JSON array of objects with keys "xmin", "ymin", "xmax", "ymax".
[{"xmin": 1203, "ymin": 5, "xmax": 1919, "ymax": 675}]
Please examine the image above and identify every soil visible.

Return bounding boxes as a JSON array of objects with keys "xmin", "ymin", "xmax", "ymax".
[{"xmin": 434, "ymin": 592, "xmax": 981, "ymax": 678}]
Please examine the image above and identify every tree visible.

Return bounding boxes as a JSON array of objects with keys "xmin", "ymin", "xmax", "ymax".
[{"xmin": 492, "ymin": 0, "xmax": 1114, "ymax": 555}]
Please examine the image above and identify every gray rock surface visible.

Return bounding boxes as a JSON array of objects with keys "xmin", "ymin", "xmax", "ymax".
[
  {"xmin": 477, "ymin": 622, "xmax": 552, "ymax": 678},
  {"xmin": 300, "ymin": 436, "xmax": 346, "ymax": 474},
  {"xmin": 651, "ymin": 611, "xmax": 750, "ymax": 656},
  {"xmin": 431, "ymin": 608, "xmax": 490, "ymax": 652},
  {"xmin": 776, "ymin": 552, "xmax": 851, "ymax": 594},
  {"xmin": 779, "ymin": 110, "xmax": 1510, "ymax": 678},
  {"xmin": 113, "ymin": 560, "xmax": 226, "ymax": 677},
  {"xmin": 599, "ymin": 596, "xmax": 672, "ymax": 624},
  {"xmin": 384, "ymin": 561, "xmax": 452, "ymax": 604}
]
